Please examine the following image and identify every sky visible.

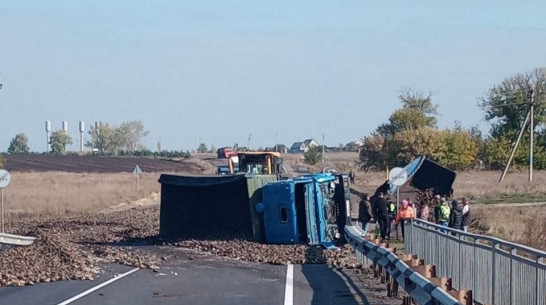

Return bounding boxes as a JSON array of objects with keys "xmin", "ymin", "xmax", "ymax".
[{"xmin": 1, "ymin": 1, "xmax": 546, "ymax": 153}]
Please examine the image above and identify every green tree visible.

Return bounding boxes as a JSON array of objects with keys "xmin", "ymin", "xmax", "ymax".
[
  {"xmin": 49, "ymin": 130, "xmax": 72, "ymax": 154},
  {"xmin": 377, "ymin": 89, "xmax": 438, "ymax": 138},
  {"xmin": 443, "ymin": 129, "xmax": 480, "ymax": 170},
  {"xmin": 304, "ymin": 146, "xmax": 322, "ymax": 165},
  {"xmin": 118, "ymin": 121, "xmax": 149, "ymax": 152},
  {"xmin": 360, "ymin": 89, "xmax": 439, "ymax": 169},
  {"xmin": 197, "ymin": 143, "xmax": 208, "ymax": 153},
  {"xmin": 479, "ymin": 68, "xmax": 546, "ymax": 169},
  {"xmin": 358, "ymin": 133, "xmax": 387, "ymax": 170},
  {"xmin": 86, "ymin": 121, "xmax": 149, "ymax": 155},
  {"xmin": 8, "ymin": 133, "xmax": 30, "ymax": 154},
  {"xmin": 479, "ymin": 68, "xmax": 546, "ymax": 138},
  {"xmin": 344, "ymin": 141, "xmax": 357, "ymax": 151},
  {"xmin": 0, "ymin": 154, "xmax": 5, "ymax": 168},
  {"xmin": 86, "ymin": 123, "xmax": 113, "ymax": 154},
  {"xmin": 391, "ymin": 127, "xmax": 448, "ymax": 165}
]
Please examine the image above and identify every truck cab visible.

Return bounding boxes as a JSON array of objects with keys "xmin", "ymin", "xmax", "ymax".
[
  {"xmin": 228, "ymin": 152, "xmax": 283, "ymax": 176},
  {"xmin": 256, "ymin": 173, "xmax": 350, "ymax": 249}
]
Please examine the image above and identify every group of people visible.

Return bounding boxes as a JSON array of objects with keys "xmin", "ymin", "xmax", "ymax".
[
  {"xmin": 358, "ymin": 192, "xmax": 472, "ymax": 241},
  {"xmin": 432, "ymin": 195, "xmax": 471, "ymax": 233},
  {"xmin": 358, "ymin": 192, "xmax": 415, "ymax": 241}
]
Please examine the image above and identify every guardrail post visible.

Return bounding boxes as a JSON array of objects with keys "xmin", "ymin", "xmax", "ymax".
[{"xmin": 448, "ymin": 290, "xmax": 473, "ymax": 305}]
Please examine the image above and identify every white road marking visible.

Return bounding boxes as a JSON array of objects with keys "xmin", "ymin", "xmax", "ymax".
[
  {"xmin": 284, "ymin": 264, "xmax": 294, "ymax": 305},
  {"xmin": 56, "ymin": 267, "xmax": 140, "ymax": 305}
]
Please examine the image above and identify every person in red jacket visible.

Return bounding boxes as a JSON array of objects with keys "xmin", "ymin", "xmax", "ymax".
[{"xmin": 394, "ymin": 199, "xmax": 415, "ymax": 239}]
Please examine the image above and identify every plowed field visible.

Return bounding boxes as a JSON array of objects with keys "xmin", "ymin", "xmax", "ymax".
[{"xmin": 2, "ymin": 154, "xmax": 200, "ymax": 173}]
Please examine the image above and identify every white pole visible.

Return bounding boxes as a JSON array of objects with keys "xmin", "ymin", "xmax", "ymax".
[
  {"xmin": 529, "ymin": 89, "xmax": 534, "ymax": 182},
  {"xmin": 1, "ymin": 188, "xmax": 4, "ymax": 233},
  {"xmin": 396, "ymin": 187, "xmax": 400, "ymax": 239}
]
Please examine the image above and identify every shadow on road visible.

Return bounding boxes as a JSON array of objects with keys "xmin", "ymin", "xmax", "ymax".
[{"xmin": 301, "ymin": 246, "xmax": 369, "ymax": 305}]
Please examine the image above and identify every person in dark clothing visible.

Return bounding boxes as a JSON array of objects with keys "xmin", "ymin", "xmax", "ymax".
[
  {"xmin": 358, "ymin": 193, "xmax": 373, "ymax": 236},
  {"xmin": 370, "ymin": 195, "xmax": 380, "ymax": 238},
  {"xmin": 373, "ymin": 192, "xmax": 390, "ymax": 241},
  {"xmin": 448, "ymin": 199, "xmax": 463, "ymax": 231},
  {"xmin": 386, "ymin": 197, "xmax": 396, "ymax": 239},
  {"xmin": 349, "ymin": 170, "xmax": 355, "ymax": 184},
  {"xmin": 433, "ymin": 194, "xmax": 442, "ymax": 223}
]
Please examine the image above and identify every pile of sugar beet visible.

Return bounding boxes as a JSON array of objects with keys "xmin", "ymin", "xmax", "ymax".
[{"xmin": 0, "ymin": 207, "xmax": 361, "ymax": 287}]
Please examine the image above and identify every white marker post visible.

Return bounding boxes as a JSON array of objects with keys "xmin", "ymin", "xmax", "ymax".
[
  {"xmin": 133, "ymin": 165, "xmax": 143, "ymax": 192},
  {"xmin": 389, "ymin": 167, "xmax": 407, "ymax": 240},
  {"xmin": 0, "ymin": 169, "xmax": 12, "ymax": 233}
]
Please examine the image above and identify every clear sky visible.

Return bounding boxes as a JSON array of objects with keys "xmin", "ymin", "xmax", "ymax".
[{"xmin": 1, "ymin": 1, "xmax": 546, "ymax": 153}]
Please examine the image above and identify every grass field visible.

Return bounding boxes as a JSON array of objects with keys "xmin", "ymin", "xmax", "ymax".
[{"xmin": 1, "ymin": 152, "xmax": 545, "ymax": 250}]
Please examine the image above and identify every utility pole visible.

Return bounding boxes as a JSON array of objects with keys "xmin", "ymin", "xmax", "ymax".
[
  {"xmin": 499, "ymin": 88, "xmax": 536, "ymax": 183},
  {"xmin": 321, "ymin": 133, "xmax": 325, "ymax": 164},
  {"xmin": 248, "ymin": 134, "xmax": 252, "ymax": 150},
  {"xmin": 529, "ymin": 89, "xmax": 535, "ymax": 182},
  {"xmin": 275, "ymin": 132, "xmax": 278, "ymax": 152},
  {"xmin": 499, "ymin": 111, "xmax": 530, "ymax": 182}
]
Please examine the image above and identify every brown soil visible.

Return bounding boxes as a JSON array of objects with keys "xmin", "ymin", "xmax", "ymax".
[{"xmin": 3, "ymin": 154, "xmax": 201, "ymax": 174}]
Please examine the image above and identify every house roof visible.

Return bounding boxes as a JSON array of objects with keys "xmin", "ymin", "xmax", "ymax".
[{"xmin": 290, "ymin": 142, "xmax": 303, "ymax": 149}]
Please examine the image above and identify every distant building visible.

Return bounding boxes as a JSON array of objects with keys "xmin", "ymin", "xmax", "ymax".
[
  {"xmin": 266, "ymin": 144, "xmax": 288, "ymax": 154},
  {"xmin": 290, "ymin": 139, "xmax": 319, "ymax": 153}
]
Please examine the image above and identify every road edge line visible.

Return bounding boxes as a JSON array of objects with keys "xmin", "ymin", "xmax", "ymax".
[
  {"xmin": 56, "ymin": 267, "xmax": 140, "ymax": 305},
  {"xmin": 284, "ymin": 264, "xmax": 293, "ymax": 305}
]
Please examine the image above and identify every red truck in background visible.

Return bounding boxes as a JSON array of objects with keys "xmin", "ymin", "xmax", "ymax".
[{"xmin": 217, "ymin": 147, "xmax": 233, "ymax": 158}]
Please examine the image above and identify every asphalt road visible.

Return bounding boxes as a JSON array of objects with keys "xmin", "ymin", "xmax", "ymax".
[{"xmin": 0, "ymin": 247, "xmax": 370, "ymax": 305}]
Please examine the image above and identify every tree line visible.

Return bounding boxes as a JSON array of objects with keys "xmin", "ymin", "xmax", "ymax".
[
  {"xmin": 4, "ymin": 121, "xmax": 189, "ymax": 159},
  {"xmin": 359, "ymin": 67, "xmax": 546, "ymax": 171}
]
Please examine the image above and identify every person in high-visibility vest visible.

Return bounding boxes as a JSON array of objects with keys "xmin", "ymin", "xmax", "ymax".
[
  {"xmin": 438, "ymin": 198, "xmax": 451, "ymax": 233},
  {"xmin": 394, "ymin": 199, "xmax": 415, "ymax": 239}
]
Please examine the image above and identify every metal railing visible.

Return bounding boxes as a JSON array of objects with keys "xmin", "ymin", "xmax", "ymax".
[
  {"xmin": 345, "ymin": 225, "xmax": 462, "ymax": 305},
  {"xmin": 406, "ymin": 219, "xmax": 546, "ymax": 305}
]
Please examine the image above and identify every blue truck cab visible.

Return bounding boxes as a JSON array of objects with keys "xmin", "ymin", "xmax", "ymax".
[{"xmin": 256, "ymin": 173, "xmax": 350, "ymax": 249}]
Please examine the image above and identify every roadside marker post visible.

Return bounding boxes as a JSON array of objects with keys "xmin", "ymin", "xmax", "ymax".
[
  {"xmin": 0, "ymin": 169, "xmax": 12, "ymax": 234},
  {"xmin": 133, "ymin": 165, "xmax": 143, "ymax": 192}
]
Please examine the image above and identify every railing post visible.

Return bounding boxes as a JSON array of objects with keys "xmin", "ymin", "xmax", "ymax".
[
  {"xmin": 536, "ymin": 256, "xmax": 540, "ymax": 305},
  {"xmin": 473, "ymin": 238, "xmax": 477, "ymax": 302},
  {"xmin": 458, "ymin": 234, "xmax": 462, "ymax": 290},
  {"xmin": 491, "ymin": 241, "xmax": 496, "ymax": 305},
  {"xmin": 510, "ymin": 247, "xmax": 516, "ymax": 305},
  {"xmin": 410, "ymin": 219, "xmax": 414, "ymax": 254}
]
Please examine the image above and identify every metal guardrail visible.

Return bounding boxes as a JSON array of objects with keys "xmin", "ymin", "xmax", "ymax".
[
  {"xmin": 406, "ymin": 219, "xmax": 546, "ymax": 305},
  {"xmin": 344, "ymin": 225, "xmax": 462, "ymax": 305},
  {"xmin": 0, "ymin": 232, "xmax": 36, "ymax": 246}
]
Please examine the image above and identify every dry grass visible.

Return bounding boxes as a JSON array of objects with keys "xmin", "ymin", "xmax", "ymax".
[
  {"xmin": 3, "ymin": 172, "xmax": 162, "ymax": 217},
  {"xmin": 472, "ymin": 204, "xmax": 546, "ymax": 250},
  {"xmin": 453, "ymin": 170, "xmax": 546, "ymax": 202}
]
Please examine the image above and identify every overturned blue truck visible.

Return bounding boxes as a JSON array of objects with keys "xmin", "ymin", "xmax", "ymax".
[
  {"xmin": 256, "ymin": 173, "xmax": 351, "ymax": 249},
  {"xmin": 157, "ymin": 155, "xmax": 455, "ymax": 247},
  {"xmin": 158, "ymin": 172, "xmax": 351, "ymax": 248}
]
